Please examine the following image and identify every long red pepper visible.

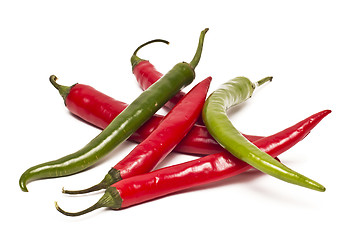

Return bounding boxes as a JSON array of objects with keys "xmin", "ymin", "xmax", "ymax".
[
  {"xmin": 51, "ymin": 79, "xmax": 262, "ymax": 156},
  {"xmin": 63, "ymin": 77, "xmax": 212, "ymax": 194},
  {"xmin": 56, "ymin": 110, "xmax": 331, "ymax": 216}
]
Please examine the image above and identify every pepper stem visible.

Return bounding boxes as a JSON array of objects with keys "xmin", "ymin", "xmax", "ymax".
[
  {"xmin": 55, "ymin": 200, "xmax": 103, "ymax": 217},
  {"xmin": 55, "ymin": 187, "xmax": 122, "ymax": 217},
  {"xmin": 254, "ymin": 76, "xmax": 273, "ymax": 88},
  {"xmin": 62, "ymin": 184, "xmax": 105, "ymax": 195},
  {"xmin": 189, "ymin": 28, "xmax": 209, "ymax": 69},
  {"xmin": 49, "ymin": 75, "xmax": 76, "ymax": 104},
  {"xmin": 62, "ymin": 168, "xmax": 121, "ymax": 195},
  {"xmin": 131, "ymin": 39, "xmax": 170, "ymax": 69}
]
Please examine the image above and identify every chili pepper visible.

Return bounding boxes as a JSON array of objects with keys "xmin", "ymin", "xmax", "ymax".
[
  {"xmin": 19, "ymin": 28, "xmax": 209, "ymax": 192},
  {"xmin": 202, "ymin": 76, "xmax": 326, "ymax": 191},
  {"xmin": 62, "ymin": 77, "xmax": 211, "ymax": 194},
  {"xmin": 55, "ymin": 110, "xmax": 331, "ymax": 216},
  {"xmin": 131, "ymin": 39, "xmax": 185, "ymax": 109},
  {"xmin": 50, "ymin": 76, "xmax": 262, "ymax": 156}
]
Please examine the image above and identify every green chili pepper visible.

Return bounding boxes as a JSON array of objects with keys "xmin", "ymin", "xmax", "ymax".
[
  {"xmin": 19, "ymin": 28, "xmax": 208, "ymax": 192},
  {"xmin": 202, "ymin": 76, "xmax": 326, "ymax": 192}
]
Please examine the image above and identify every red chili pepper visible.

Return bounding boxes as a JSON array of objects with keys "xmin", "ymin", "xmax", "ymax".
[
  {"xmin": 51, "ymin": 79, "xmax": 262, "ymax": 156},
  {"xmin": 55, "ymin": 110, "xmax": 331, "ymax": 216},
  {"xmin": 63, "ymin": 77, "xmax": 212, "ymax": 194}
]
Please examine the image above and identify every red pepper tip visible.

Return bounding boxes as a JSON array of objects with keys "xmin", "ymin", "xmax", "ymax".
[{"xmin": 316, "ymin": 109, "xmax": 332, "ymax": 119}]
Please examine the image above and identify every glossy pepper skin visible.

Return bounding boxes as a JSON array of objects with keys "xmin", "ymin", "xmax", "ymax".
[
  {"xmin": 52, "ymin": 81, "xmax": 262, "ymax": 156},
  {"xmin": 202, "ymin": 76, "xmax": 326, "ymax": 192},
  {"xmin": 63, "ymin": 77, "xmax": 212, "ymax": 194},
  {"xmin": 55, "ymin": 110, "xmax": 331, "ymax": 216},
  {"xmin": 19, "ymin": 28, "xmax": 209, "ymax": 192},
  {"xmin": 131, "ymin": 39, "xmax": 185, "ymax": 109}
]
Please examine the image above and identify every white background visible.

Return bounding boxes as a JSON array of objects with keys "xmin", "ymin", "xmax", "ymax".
[{"xmin": 1, "ymin": 0, "xmax": 359, "ymax": 239}]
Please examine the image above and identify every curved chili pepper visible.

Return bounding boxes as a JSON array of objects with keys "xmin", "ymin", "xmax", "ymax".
[
  {"xmin": 50, "ymin": 77, "xmax": 262, "ymax": 156},
  {"xmin": 131, "ymin": 39, "xmax": 185, "ymax": 109},
  {"xmin": 19, "ymin": 28, "xmax": 209, "ymax": 192},
  {"xmin": 63, "ymin": 77, "xmax": 211, "ymax": 194},
  {"xmin": 202, "ymin": 76, "xmax": 326, "ymax": 192},
  {"xmin": 55, "ymin": 110, "xmax": 331, "ymax": 216}
]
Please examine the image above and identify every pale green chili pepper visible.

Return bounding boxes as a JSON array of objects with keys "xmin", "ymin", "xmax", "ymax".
[{"xmin": 202, "ymin": 76, "xmax": 325, "ymax": 192}]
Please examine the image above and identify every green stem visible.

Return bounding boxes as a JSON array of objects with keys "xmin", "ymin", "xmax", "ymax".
[
  {"xmin": 189, "ymin": 28, "xmax": 209, "ymax": 69},
  {"xmin": 131, "ymin": 39, "xmax": 169, "ymax": 69},
  {"xmin": 62, "ymin": 168, "xmax": 121, "ymax": 195},
  {"xmin": 253, "ymin": 76, "xmax": 273, "ymax": 91},
  {"xmin": 49, "ymin": 75, "xmax": 76, "ymax": 104},
  {"xmin": 62, "ymin": 184, "xmax": 105, "ymax": 195},
  {"xmin": 255, "ymin": 76, "xmax": 273, "ymax": 87},
  {"xmin": 55, "ymin": 201, "xmax": 102, "ymax": 217},
  {"xmin": 55, "ymin": 187, "xmax": 122, "ymax": 217}
]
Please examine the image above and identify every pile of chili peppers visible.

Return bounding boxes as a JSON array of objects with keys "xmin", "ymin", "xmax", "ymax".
[{"xmin": 19, "ymin": 29, "xmax": 331, "ymax": 216}]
